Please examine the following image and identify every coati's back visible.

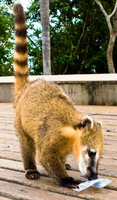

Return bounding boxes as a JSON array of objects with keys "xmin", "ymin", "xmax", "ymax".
[{"xmin": 13, "ymin": 3, "xmax": 29, "ymax": 102}]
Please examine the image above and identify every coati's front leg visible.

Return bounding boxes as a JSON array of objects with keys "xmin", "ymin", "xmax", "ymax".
[
  {"xmin": 40, "ymin": 152, "xmax": 79, "ymax": 188},
  {"xmin": 60, "ymin": 155, "xmax": 71, "ymax": 170},
  {"xmin": 18, "ymin": 131, "xmax": 40, "ymax": 179}
]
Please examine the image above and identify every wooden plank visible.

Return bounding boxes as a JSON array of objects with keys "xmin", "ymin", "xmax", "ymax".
[
  {"xmin": 1, "ymin": 135, "xmax": 117, "ymax": 153},
  {"xmin": 0, "ymin": 126, "xmax": 15, "ymax": 131},
  {"xmin": 68, "ymin": 161, "xmax": 117, "ymax": 178},
  {"xmin": 2, "ymin": 135, "xmax": 115, "ymax": 147},
  {"xmin": 0, "ymin": 170, "xmax": 117, "ymax": 200},
  {"xmin": 0, "ymin": 180, "xmax": 82, "ymax": 200},
  {"xmin": 104, "ymin": 139, "xmax": 117, "ymax": 146},
  {"xmin": 0, "ymin": 154, "xmax": 116, "ymax": 178},
  {"xmin": 0, "ymin": 104, "xmax": 117, "ymax": 200},
  {"xmin": 0, "ymin": 159, "xmax": 116, "ymax": 190},
  {"xmin": 77, "ymin": 187, "xmax": 117, "ymax": 200},
  {"xmin": 66, "ymin": 153, "xmax": 117, "ymax": 171},
  {"xmin": 0, "ymin": 138, "xmax": 19, "ymax": 144},
  {"xmin": 0, "ymin": 129, "xmax": 16, "ymax": 135},
  {"xmin": 0, "ymin": 197, "xmax": 12, "ymax": 200},
  {"xmin": 0, "ymin": 133, "xmax": 18, "ymax": 140},
  {"xmin": 0, "ymin": 149, "xmax": 21, "ymax": 161},
  {"xmin": 0, "ymin": 151, "xmax": 117, "ymax": 183},
  {"xmin": 0, "ymin": 143, "xmax": 20, "ymax": 152},
  {"xmin": 0, "ymin": 130, "xmax": 117, "ymax": 146},
  {"xmin": 1, "ymin": 134, "xmax": 117, "ymax": 148},
  {"xmin": 104, "ymin": 134, "xmax": 117, "ymax": 139},
  {"xmin": 75, "ymin": 105, "xmax": 117, "ymax": 114},
  {"xmin": 101, "ymin": 151, "xmax": 117, "ymax": 160},
  {"xmin": 104, "ymin": 145, "xmax": 117, "ymax": 152},
  {"xmin": 1, "ymin": 137, "xmax": 117, "ymax": 153},
  {"xmin": 99, "ymin": 158, "xmax": 117, "ymax": 167},
  {"xmin": 0, "ymin": 149, "xmax": 117, "ymax": 168},
  {"xmin": 0, "ymin": 139, "xmax": 116, "ymax": 154}
]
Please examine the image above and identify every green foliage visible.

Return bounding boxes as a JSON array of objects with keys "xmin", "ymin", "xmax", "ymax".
[
  {"xmin": 0, "ymin": 0, "xmax": 117, "ymax": 76},
  {"xmin": 27, "ymin": 0, "xmax": 117, "ymax": 74},
  {"xmin": 0, "ymin": 2, "xmax": 14, "ymax": 76},
  {"xmin": 49, "ymin": 0, "xmax": 111, "ymax": 74},
  {"xmin": 26, "ymin": 0, "xmax": 43, "ymax": 75}
]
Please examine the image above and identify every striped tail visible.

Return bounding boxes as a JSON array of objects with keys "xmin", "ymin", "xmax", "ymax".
[{"xmin": 13, "ymin": 3, "xmax": 29, "ymax": 97}]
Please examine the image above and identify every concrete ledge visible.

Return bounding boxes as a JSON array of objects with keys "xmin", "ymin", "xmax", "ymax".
[
  {"xmin": 0, "ymin": 74, "xmax": 117, "ymax": 83},
  {"xmin": 0, "ymin": 74, "xmax": 117, "ymax": 105}
]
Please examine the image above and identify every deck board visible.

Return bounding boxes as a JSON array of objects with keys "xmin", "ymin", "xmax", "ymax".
[{"xmin": 0, "ymin": 103, "xmax": 117, "ymax": 199}]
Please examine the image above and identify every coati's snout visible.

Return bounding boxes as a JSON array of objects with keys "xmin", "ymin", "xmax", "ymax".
[
  {"xmin": 77, "ymin": 116, "xmax": 103, "ymax": 180},
  {"xmin": 85, "ymin": 150, "xmax": 98, "ymax": 180},
  {"xmin": 86, "ymin": 166, "xmax": 98, "ymax": 180},
  {"xmin": 78, "ymin": 147, "xmax": 99, "ymax": 180}
]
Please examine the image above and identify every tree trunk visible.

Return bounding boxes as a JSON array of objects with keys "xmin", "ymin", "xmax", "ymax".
[
  {"xmin": 107, "ymin": 31, "xmax": 116, "ymax": 73},
  {"xmin": 94, "ymin": 0, "xmax": 117, "ymax": 73},
  {"xmin": 107, "ymin": 8, "xmax": 117, "ymax": 73},
  {"xmin": 40, "ymin": 0, "xmax": 51, "ymax": 75}
]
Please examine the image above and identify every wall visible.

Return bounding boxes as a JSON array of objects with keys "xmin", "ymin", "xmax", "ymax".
[
  {"xmin": 0, "ymin": 83, "xmax": 13, "ymax": 103},
  {"xmin": 58, "ymin": 81, "xmax": 117, "ymax": 105},
  {"xmin": 0, "ymin": 74, "xmax": 117, "ymax": 105}
]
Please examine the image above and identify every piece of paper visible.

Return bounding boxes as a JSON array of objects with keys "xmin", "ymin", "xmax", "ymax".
[{"xmin": 73, "ymin": 178, "xmax": 112, "ymax": 192}]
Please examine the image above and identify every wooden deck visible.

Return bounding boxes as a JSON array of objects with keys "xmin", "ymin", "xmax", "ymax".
[{"xmin": 0, "ymin": 103, "xmax": 117, "ymax": 200}]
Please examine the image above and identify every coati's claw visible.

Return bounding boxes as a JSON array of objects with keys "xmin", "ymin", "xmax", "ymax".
[
  {"xmin": 65, "ymin": 164, "xmax": 71, "ymax": 170},
  {"xmin": 25, "ymin": 171, "xmax": 40, "ymax": 179},
  {"xmin": 60, "ymin": 177, "xmax": 80, "ymax": 188}
]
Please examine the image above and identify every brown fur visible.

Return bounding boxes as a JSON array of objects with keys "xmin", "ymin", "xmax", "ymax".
[
  {"xmin": 13, "ymin": 3, "xmax": 103, "ymax": 188},
  {"xmin": 13, "ymin": 3, "xmax": 29, "ymax": 99}
]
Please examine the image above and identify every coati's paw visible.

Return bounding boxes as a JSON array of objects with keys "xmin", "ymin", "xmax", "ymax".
[
  {"xmin": 65, "ymin": 164, "xmax": 71, "ymax": 170},
  {"xmin": 60, "ymin": 177, "xmax": 80, "ymax": 189},
  {"xmin": 25, "ymin": 171, "xmax": 40, "ymax": 179}
]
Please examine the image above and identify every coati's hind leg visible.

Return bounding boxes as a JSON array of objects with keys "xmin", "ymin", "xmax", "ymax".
[{"xmin": 18, "ymin": 130, "xmax": 40, "ymax": 179}]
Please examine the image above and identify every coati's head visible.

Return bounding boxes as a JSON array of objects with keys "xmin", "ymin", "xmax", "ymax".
[
  {"xmin": 62, "ymin": 116, "xmax": 103, "ymax": 180},
  {"xmin": 77, "ymin": 116, "xmax": 103, "ymax": 180}
]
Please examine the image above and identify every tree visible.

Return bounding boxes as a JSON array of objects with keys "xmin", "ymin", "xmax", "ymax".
[
  {"xmin": 0, "ymin": 2, "xmax": 14, "ymax": 76},
  {"xmin": 1, "ymin": 0, "xmax": 117, "ymax": 76},
  {"xmin": 14, "ymin": 0, "xmax": 117, "ymax": 75},
  {"xmin": 94, "ymin": 0, "xmax": 117, "ymax": 73},
  {"xmin": 27, "ymin": 0, "xmax": 114, "ymax": 74},
  {"xmin": 40, "ymin": 0, "xmax": 51, "ymax": 75},
  {"xmin": 50, "ymin": 0, "xmax": 110, "ymax": 74}
]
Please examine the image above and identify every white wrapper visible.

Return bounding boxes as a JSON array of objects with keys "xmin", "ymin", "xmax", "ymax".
[{"xmin": 73, "ymin": 178, "xmax": 112, "ymax": 192}]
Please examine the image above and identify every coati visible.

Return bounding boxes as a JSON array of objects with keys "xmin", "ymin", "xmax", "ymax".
[{"xmin": 13, "ymin": 3, "xmax": 103, "ymax": 188}]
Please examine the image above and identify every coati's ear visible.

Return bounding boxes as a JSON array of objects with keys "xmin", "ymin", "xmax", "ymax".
[
  {"xmin": 97, "ymin": 121, "xmax": 102, "ymax": 127},
  {"xmin": 81, "ymin": 116, "xmax": 94, "ymax": 129}
]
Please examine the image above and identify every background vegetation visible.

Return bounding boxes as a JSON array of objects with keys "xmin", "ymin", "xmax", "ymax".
[{"xmin": 0, "ymin": 0, "xmax": 117, "ymax": 76}]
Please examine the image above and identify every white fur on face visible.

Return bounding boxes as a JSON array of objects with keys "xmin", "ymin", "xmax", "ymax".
[
  {"xmin": 78, "ymin": 146, "xmax": 88, "ymax": 176},
  {"xmin": 78, "ymin": 152, "xmax": 87, "ymax": 176}
]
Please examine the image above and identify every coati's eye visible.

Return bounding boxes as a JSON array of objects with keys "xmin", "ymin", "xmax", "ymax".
[{"xmin": 88, "ymin": 150, "xmax": 96, "ymax": 158}]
